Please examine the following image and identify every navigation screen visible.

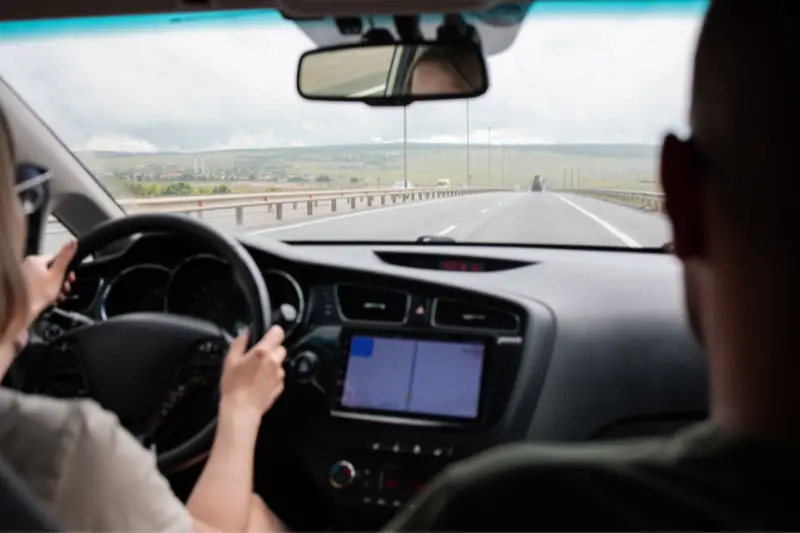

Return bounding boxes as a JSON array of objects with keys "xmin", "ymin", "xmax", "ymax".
[{"xmin": 340, "ymin": 335, "xmax": 485, "ymax": 419}]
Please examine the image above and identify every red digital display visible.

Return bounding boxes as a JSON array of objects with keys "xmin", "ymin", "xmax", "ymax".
[
  {"xmin": 381, "ymin": 468, "xmax": 429, "ymax": 492},
  {"xmin": 439, "ymin": 259, "xmax": 484, "ymax": 272}
]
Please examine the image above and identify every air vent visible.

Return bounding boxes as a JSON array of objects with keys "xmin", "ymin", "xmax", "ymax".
[
  {"xmin": 433, "ymin": 298, "xmax": 520, "ymax": 332},
  {"xmin": 336, "ymin": 284, "xmax": 410, "ymax": 323},
  {"xmin": 58, "ymin": 276, "xmax": 101, "ymax": 313}
]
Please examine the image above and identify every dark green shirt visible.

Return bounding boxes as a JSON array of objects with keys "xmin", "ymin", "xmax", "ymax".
[{"xmin": 384, "ymin": 423, "xmax": 797, "ymax": 531}]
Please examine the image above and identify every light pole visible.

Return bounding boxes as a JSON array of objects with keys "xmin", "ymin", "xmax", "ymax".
[
  {"xmin": 473, "ymin": 119, "xmax": 507, "ymax": 186},
  {"xmin": 403, "ymin": 107, "xmax": 408, "ymax": 189},
  {"xmin": 466, "ymin": 101, "xmax": 470, "ymax": 187},
  {"xmin": 499, "ymin": 142, "xmax": 504, "ymax": 188}
]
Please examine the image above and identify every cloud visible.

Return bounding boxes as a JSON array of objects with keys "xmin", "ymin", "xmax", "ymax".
[{"xmin": 0, "ymin": 11, "xmax": 702, "ymax": 152}]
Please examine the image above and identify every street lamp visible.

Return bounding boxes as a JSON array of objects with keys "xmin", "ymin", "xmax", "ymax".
[
  {"xmin": 473, "ymin": 118, "xmax": 507, "ymax": 186},
  {"xmin": 403, "ymin": 107, "xmax": 408, "ymax": 189}
]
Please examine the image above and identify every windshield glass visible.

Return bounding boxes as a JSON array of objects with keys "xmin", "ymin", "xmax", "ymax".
[{"xmin": 0, "ymin": 1, "xmax": 705, "ymax": 247}]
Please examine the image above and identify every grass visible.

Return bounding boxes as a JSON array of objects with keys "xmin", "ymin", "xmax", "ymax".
[{"xmin": 77, "ymin": 143, "xmax": 663, "ymax": 198}]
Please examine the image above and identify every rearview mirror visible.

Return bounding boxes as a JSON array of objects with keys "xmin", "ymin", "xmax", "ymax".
[{"xmin": 297, "ymin": 41, "xmax": 488, "ymax": 104}]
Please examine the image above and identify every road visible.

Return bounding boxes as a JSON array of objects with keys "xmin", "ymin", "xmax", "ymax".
[
  {"xmin": 248, "ymin": 192, "xmax": 669, "ymax": 246},
  {"xmin": 45, "ymin": 192, "xmax": 671, "ymax": 252}
]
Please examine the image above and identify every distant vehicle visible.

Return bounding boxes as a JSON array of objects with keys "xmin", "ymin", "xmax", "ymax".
[
  {"xmin": 392, "ymin": 181, "xmax": 413, "ymax": 189},
  {"xmin": 436, "ymin": 179, "xmax": 451, "ymax": 188},
  {"xmin": 531, "ymin": 175, "xmax": 544, "ymax": 192}
]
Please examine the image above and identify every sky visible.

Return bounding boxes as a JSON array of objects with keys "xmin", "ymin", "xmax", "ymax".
[{"xmin": 0, "ymin": 8, "xmax": 703, "ymax": 153}]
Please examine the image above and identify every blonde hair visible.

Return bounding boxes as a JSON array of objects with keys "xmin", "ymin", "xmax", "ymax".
[{"xmin": 0, "ymin": 109, "xmax": 29, "ymax": 344}]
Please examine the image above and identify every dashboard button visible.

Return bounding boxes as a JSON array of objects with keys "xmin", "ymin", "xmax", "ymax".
[
  {"xmin": 359, "ymin": 468, "xmax": 375, "ymax": 489},
  {"xmin": 368, "ymin": 441, "xmax": 384, "ymax": 451},
  {"xmin": 329, "ymin": 460, "xmax": 356, "ymax": 489},
  {"xmin": 289, "ymin": 351, "xmax": 318, "ymax": 383},
  {"xmin": 411, "ymin": 444, "xmax": 423, "ymax": 455},
  {"xmin": 392, "ymin": 500, "xmax": 402, "ymax": 508}
]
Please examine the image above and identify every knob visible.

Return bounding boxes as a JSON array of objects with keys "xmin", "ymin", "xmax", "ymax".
[
  {"xmin": 329, "ymin": 460, "xmax": 356, "ymax": 489},
  {"xmin": 289, "ymin": 350, "xmax": 318, "ymax": 383},
  {"xmin": 272, "ymin": 304, "xmax": 298, "ymax": 325}
]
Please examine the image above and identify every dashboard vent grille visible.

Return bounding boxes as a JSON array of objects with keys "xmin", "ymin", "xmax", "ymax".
[
  {"xmin": 433, "ymin": 298, "xmax": 520, "ymax": 332},
  {"xmin": 58, "ymin": 276, "xmax": 101, "ymax": 313},
  {"xmin": 336, "ymin": 284, "xmax": 409, "ymax": 323}
]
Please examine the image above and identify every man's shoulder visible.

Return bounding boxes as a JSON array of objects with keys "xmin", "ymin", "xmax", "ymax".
[
  {"xmin": 442, "ymin": 431, "xmax": 682, "ymax": 486},
  {"xmin": 386, "ymin": 423, "xmax": 763, "ymax": 531}
]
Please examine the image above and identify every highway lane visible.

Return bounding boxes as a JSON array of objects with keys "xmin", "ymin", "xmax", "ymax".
[
  {"xmin": 249, "ymin": 191, "xmax": 671, "ymax": 247},
  {"xmin": 43, "ymin": 192, "xmax": 671, "ymax": 253}
]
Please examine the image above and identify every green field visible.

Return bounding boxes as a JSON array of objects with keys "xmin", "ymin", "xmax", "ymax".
[{"xmin": 76, "ymin": 143, "xmax": 662, "ymax": 198}]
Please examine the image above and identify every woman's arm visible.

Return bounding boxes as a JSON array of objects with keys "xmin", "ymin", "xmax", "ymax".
[
  {"xmin": 187, "ymin": 327, "xmax": 288, "ymax": 533},
  {"xmin": 187, "ymin": 404, "xmax": 281, "ymax": 532}
]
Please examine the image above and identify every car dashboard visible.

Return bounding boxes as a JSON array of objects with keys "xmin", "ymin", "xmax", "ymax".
[{"xmin": 30, "ymin": 234, "xmax": 709, "ymax": 529}]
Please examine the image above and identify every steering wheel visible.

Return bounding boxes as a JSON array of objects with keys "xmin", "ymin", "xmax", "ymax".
[{"xmin": 36, "ymin": 213, "xmax": 270, "ymax": 472}]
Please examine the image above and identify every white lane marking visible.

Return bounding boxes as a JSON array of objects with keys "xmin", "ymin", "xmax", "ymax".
[
  {"xmin": 479, "ymin": 209, "xmax": 488, "ymax": 213},
  {"xmin": 248, "ymin": 193, "xmax": 488, "ymax": 235},
  {"xmin": 438, "ymin": 225, "xmax": 457, "ymax": 235},
  {"xmin": 553, "ymin": 194, "xmax": 641, "ymax": 248},
  {"xmin": 350, "ymin": 84, "xmax": 386, "ymax": 97}
]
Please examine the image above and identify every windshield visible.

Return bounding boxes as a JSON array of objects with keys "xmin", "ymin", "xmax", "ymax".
[{"xmin": 0, "ymin": 1, "xmax": 705, "ymax": 247}]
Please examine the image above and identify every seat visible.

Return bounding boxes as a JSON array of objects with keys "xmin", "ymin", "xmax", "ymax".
[{"xmin": 0, "ymin": 454, "xmax": 62, "ymax": 532}]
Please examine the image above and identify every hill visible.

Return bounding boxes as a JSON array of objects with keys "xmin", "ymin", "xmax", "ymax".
[{"xmin": 75, "ymin": 143, "xmax": 661, "ymax": 198}]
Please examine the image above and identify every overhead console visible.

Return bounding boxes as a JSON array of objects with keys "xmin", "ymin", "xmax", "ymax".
[{"xmin": 276, "ymin": 280, "xmax": 529, "ymax": 522}]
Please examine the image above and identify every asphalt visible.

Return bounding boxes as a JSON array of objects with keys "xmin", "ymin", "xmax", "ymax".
[
  {"xmin": 247, "ymin": 192, "xmax": 671, "ymax": 247},
  {"xmin": 44, "ymin": 192, "xmax": 671, "ymax": 253}
]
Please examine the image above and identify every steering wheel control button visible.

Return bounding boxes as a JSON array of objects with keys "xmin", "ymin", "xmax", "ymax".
[
  {"xmin": 290, "ymin": 350, "xmax": 318, "ymax": 383},
  {"xmin": 329, "ymin": 460, "xmax": 356, "ymax": 489}
]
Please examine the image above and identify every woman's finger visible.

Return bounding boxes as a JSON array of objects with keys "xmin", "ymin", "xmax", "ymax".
[
  {"xmin": 49, "ymin": 241, "xmax": 78, "ymax": 280},
  {"xmin": 269, "ymin": 346, "xmax": 287, "ymax": 366},
  {"xmin": 225, "ymin": 329, "xmax": 250, "ymax": 364}
]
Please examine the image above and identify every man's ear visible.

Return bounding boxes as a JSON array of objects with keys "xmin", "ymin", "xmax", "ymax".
[{"xmin": 660, "ymin": 133, "xmax": 706, "ymax": 261}]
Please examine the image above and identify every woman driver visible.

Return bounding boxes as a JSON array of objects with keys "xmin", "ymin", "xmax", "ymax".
[{"xmin": 0, "ymin": 110, "xmax": 288, "ymax": 532}]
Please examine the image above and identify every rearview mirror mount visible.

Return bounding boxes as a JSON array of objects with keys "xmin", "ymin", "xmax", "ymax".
[{"xmin": 296, "ymin": 38, "xmax": 488, "ymax": 106}]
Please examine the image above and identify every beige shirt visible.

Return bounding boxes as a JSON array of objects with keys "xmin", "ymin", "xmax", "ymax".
[{"xmin": 0, "ymin": 387, "xmax": 192, "ymax": 532}]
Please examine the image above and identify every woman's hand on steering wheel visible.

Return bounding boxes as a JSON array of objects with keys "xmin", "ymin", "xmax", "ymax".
[
  {"xmin": 219, "ymin": 325, "xmax": 287, "ymax": 426},
  {"xmin": 22, "ymin": 240, "xmax": 77, "ymax": 324}
]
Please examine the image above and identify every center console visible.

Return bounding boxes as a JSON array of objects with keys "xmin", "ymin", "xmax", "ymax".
[{"xmin": 283, "ymin": 288, "xmax": 527, "ymax": 522}]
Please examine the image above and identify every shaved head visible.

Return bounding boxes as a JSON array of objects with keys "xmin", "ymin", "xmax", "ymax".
[
  {"xmin": 661, "ymin": 0, "xmax": 800, "ymax": 440},
  {"xmin": 690, "ymin": 0, "xmax": 800, "ymax": 252}
]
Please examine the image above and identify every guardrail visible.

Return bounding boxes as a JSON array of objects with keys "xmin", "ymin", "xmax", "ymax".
[
  {"xmin": 560, "ymin": 188, "xmax": 665, "ymax": 212},
  {"xmin": 47, "ymin": 186, "xmax": 506, "ymax": 231}
]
